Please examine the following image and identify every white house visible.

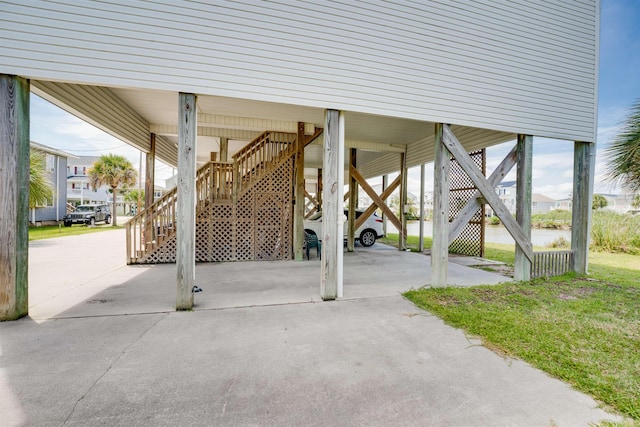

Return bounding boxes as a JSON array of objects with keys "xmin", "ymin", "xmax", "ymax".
[
  {"xmin": 66, "ymin": 155, "xmax": 111, "ymax": 205},
  {"xmin": 1, "ymin": 1, "xmax": 600, "ymax": 318},
  {"xmin": 490, "ymin": 181, "xmax": 556, "ymax": 215}
]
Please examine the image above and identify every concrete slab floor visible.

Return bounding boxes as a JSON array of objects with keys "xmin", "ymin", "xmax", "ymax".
[
  {"xmin": 1, "ymin": 298, "xmax": 618, "ymax": 426},
  {"xmin": 0, "ymin": 228, "xmax": 619, "ymax": 425}
]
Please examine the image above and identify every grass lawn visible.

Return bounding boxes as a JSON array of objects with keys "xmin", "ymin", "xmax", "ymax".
[
  {"xmin": 29, "ymin": 224, "xmax": 124, "ymax": 241},
  {"xmin": 383, "ymin": 233, "xmax": 640, "ymax": 421}
]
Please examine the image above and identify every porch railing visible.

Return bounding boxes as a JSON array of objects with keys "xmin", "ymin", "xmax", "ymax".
[{"xmin": 232, "ymin": 131, "xmax": 297, "ymax": 196}]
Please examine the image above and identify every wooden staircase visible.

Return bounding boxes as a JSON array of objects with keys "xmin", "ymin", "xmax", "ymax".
[{"xmin": 126, "ymin": 131, "xmax": 298, "ymax": 264}]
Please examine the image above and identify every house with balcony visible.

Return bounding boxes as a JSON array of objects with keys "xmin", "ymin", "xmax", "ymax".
[{"xmin": 66, "ymin": 155, "xmax": 111, "ymax": 205}]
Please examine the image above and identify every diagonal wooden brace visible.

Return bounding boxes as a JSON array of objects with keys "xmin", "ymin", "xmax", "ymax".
[
  {"xmin": 442, "ymin": 125, "xmax": 533, "ymax": 262},
  {"xmin": 448, "ymin": 144, "xmax": 517, "ymax": 243},
  {"xmin": 350, "ymin": 166, "xmax": 403, "ymax": 234}
]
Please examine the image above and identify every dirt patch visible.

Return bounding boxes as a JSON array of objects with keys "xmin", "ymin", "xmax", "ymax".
[{"xmin": 476, "ymin": 264, "xmax": 514, "ymax": 278}]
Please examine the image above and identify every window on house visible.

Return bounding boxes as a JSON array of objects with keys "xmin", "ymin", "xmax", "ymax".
[
  {"xmin": 46, "ymin": 154, "xmax": 55, "ymax": 172},
  {"xmin": 74, "ymin": 166, "xmax": 78, "ymax": 175}
]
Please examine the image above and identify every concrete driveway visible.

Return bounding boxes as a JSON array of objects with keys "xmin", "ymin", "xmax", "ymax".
[{"xmin": 0, "ymin": 228, "xmax": 618, "ymax": 426}]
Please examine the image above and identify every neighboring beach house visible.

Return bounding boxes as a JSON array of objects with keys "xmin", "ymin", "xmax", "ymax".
[
  {"xmin": 490, "ymin": 181, "xmax": 556, "ymax": 215},
  {"xmin": 29, "ymin": 141, "xmax": 75, "ymax": 225},
  {"xmin": 66, "ymin": 155, "xmax": 111, "ymax": 205}
]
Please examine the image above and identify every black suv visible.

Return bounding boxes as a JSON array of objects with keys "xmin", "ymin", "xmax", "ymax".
[{"xmin": 63, "ymin": 204, "xmax": 111, "ymax": 226}]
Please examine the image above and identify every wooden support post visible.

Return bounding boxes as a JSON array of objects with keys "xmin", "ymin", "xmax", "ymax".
[
  {"xmin": 232, "ymin": 161, "xmax": 239, "ymax": 204},
  {"xmin": 347, "ymin": 148, "xmax": 357, "ymax": 252},
  {"xmin": 321, "ymin": 109, "xmax": 344, "ymax": 300},
  {"xmin": 144, "ymin": 133, "xmax": 156, "ymax": 244},
  {"xmin": 145, "ymin": 133, "xmax": 156, "ymax": 209},
  {"xmin": 399, "ymin": 151, "xmax": 408, "ymax": 250},
  {"xmin": 219, "ymin": 137, "xmax": 228, "ymax": 163},
  {"xmin": 0, "ymin": 75, "xmax": 30, "ymax": 320},
  {"xmin": 432, "ymin": 123, "xmax": 450, "ymax": 287},
  {"xmin": 571, "ymin": 141, "xmax": 595, "ymax": 274},
  {"xmin": 293, "ymin": 122, "xmax": 305, "ymax": 261},
  {"xmin": 317, "ymin": 168, "xmax": 323, "ymax": 212},
  {"xmin": 419, "ymin": 163, "xmax": 425, "ymax": 252},
  {"xmin": 210, "ymin": 152, "xmax": 217, "ymax": 162},
  {"xmin": 515, "ymin": 134, "xmax": 533, "ymax": 281},
  {"xmin": 176, "ymin": 93, "xmax": 197, "ymax": 311},
  {"xmin": 382, "ymin": 175, "xmax": 388, "ymax": 236}
]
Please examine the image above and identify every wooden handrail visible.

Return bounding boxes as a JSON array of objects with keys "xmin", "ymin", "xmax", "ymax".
[{"xmin": 126, "ymin": 131, "xmax": 297, "ymax": 264}]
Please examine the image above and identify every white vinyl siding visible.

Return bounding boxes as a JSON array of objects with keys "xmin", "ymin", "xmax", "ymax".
[{"xmin": 0, "ymin": 0, "xmax": 598, "ymax": 141}]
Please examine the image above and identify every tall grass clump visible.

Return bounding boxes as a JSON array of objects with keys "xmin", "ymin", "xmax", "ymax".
[
  {"xmin": 590, "ymin": 210, "xmax": 640, "ymax": 254},
  {"xmin": 532, "ymin": 209, "xmax": 572, "ymax": 229}
]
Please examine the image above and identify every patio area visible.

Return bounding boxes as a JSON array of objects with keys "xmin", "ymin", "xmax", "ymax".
[{"xmin": 27, "ymin": 229, "xmax": 509, "ymax": 320}]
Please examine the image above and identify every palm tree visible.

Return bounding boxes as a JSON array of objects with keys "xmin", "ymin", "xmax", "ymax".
[
  {"xmin": 604, "ymin": 98, "xmax": 640, "ymax": 194},
  {"xmin": 88, "ymin": 154, "xmax": 137, "ymax": 226},
  {"xmin": 123, "ymin": 189, "xmax": 144, "ymax": 215},
  {"xmin": 29, "ymin": 149, "xmax": 54, "ymax": 209}
]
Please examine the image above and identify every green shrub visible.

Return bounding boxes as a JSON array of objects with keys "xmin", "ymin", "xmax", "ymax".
[
  {"xmin": 547, "ymin": 236, "xmax": 570, "ymax": 248},
  {"xmin": 590, "ymin": 211, "xmax": 640, "ymax": 254},
  {"xmin": 489, "ymin": 216, "xmax": 500, "ymax": 225}
]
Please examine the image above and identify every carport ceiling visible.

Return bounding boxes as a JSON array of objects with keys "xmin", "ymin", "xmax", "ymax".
[
  {"xmin": 35, "ymin": 81, "xmax": 513, "ymax": 175},
  {"xmin": 112, "ymin": 87, "xmax": 433, "ymax": 145},
  {"xmin": 111, "ymin": 87, "xmax": 435, "ymax": 171}
]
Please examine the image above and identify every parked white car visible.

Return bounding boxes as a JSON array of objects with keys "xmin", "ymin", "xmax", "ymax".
[{"xmin": 304, "ymin": 209, "xmax": 384, "ymax": 247}]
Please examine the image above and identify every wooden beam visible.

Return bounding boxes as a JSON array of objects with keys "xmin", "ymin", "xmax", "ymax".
[
  {"xmin": 515, "ymin": 134, "xmax": 533, "ymax": 281},
  {"xmin": 196, "ymin": 113, "xmax": 298, "ymax": 132},
  {"xmin": 293, "ymin": 122, "xmax": 306, "ymax": 261},
  {"xmin": 432, "ymin": 123, "xmax": 449, "ymax": 287},
  {"xmin": 0, "ymin": 75, "xmax": 30, "ymax": 321},
  {"xmin": 304, "ymin": 189, "xmax": 318, "ymax": 206},
  {"xmin": 303, "ymin": 127, "xmax": 324, "ymax": 147},
  {"xmin": 571, "ymin": 141, "xmax": 595, "ymax": 274},
  {"xmin": 442, "ymin": 124, "xmax": 533, "ymax": 262},
  {"xmin": 351, "ymin": 166, "xmax": 403, "ymax": 233},
  {"xmin": 176, "ymin": 93, "xmax": 197, "ymax": 311},
  {"xmin": 307, "ymin": 138, "xmax": 406, "ymax": 153},
  {"xmin": 321, "ymin": 109, "xmax": 343, "ymax": 300},
  {"xmin": 150, "ymin": 123, "xmax": 260, "ymax": 141},
  {"xmin": 348, "ymin": 148, "xmax": 357, "ymax": 252},
  {"xmin": 448, "ymin": 145, "xmax": 517, "ymax": 243}
]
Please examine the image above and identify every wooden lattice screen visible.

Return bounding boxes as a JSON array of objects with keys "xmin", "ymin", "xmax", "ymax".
[
  {"xmin": 139, "ymin": 159, "xmax": 293, "ymax": 263},
  {"xmin": 449, "ymin": 149, "xmax": 486, "ymax": 257}
]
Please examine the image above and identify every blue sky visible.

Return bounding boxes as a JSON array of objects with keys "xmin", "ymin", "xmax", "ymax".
[{"xmin": 30, "ymin": 0, "xmax": 640, "ymax": 199}]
